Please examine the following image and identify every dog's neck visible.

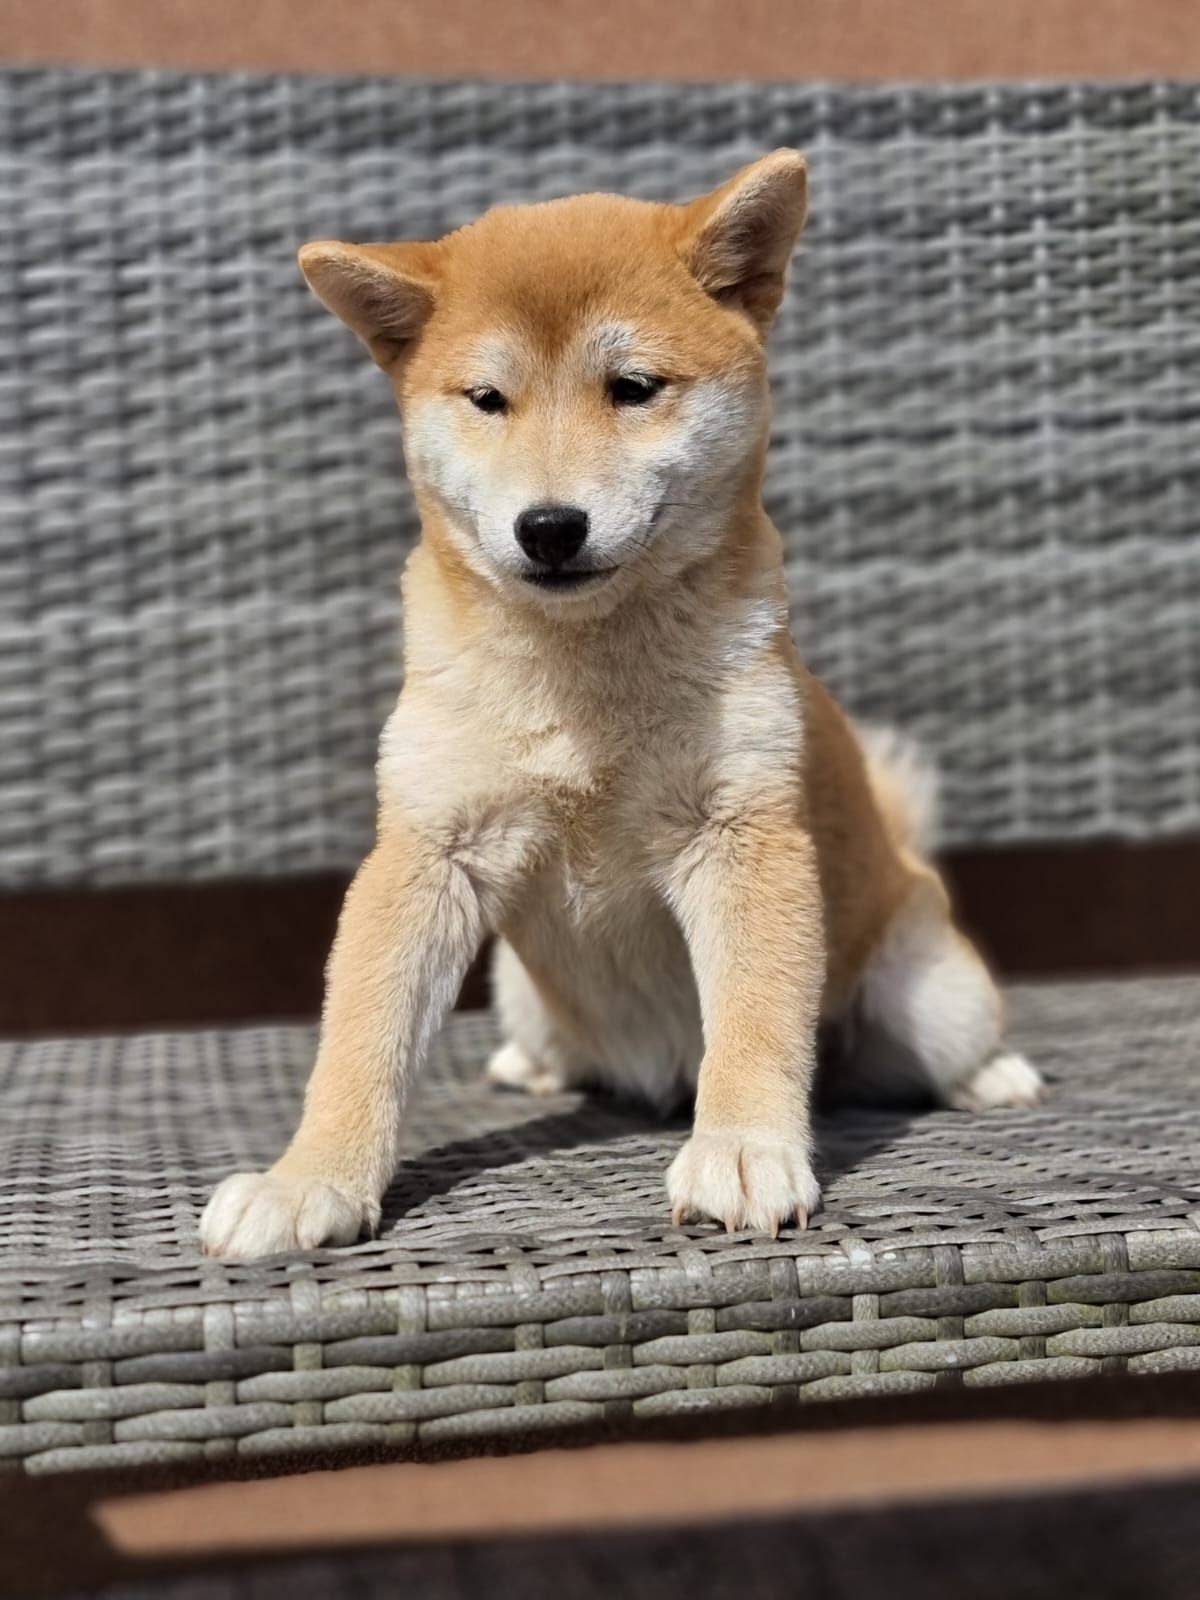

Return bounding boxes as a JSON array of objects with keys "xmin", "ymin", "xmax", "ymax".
[{"xmin": 391, "ymin": 494, "xmax": 793, "ymax": 789}]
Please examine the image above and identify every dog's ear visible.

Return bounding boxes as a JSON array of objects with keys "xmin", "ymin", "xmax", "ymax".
[
  {"xmin": 298, "ymin": 241, "xmax": 442, "ymax": 369},
  {"xmin": 681, "ymin": 150, "xmax": 808, "ymax": 337}
]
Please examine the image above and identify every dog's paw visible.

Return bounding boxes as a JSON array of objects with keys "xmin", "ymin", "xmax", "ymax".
[
  {"xmin": 486, "ymin": 1041, "xmax": 568, "ymax": 1097},
  {"xmin": 947, "ymin": 1052, "xmax": 1044, "ymax": 1113},
  {"xmin": 200, "ymin": 1171, "xmax": 375, "ymax": 1260},
  {"xmin": 667, "ymin": 1130, "xmax": 821, "ymax": 1236}
]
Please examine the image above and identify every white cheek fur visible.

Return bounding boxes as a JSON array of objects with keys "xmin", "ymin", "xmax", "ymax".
[
  {"xmin": 583, "ymin": 375, "xmax": 760, "ymax": 567},
  {"xmin": 406, "ymin": 399, "xmax": 523, "ymax": 572},
  {"xmin": 406, "ymin": 399, "xmax": 480, "ymax": 516}
]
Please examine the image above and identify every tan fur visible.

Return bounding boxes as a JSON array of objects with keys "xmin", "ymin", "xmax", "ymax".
[{"xmin": 202, "ymin": 152, "xmax": 1040, "ymax": 1260}]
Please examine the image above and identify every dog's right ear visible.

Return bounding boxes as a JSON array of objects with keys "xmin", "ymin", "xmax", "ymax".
[{"xmin": 298, "ymin": 241, "xmax": 442, "ymax": 369}]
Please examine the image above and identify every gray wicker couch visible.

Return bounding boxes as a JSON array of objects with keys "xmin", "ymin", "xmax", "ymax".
[{"xmin": 1, "ymin": 69, "xmax": 1198, "ymax": 1473}]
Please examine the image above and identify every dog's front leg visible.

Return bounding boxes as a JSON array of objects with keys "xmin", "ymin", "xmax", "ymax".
[
  {"xmin": 201, "ymin": 812, "xmax": 531, "ymax": 1259},
  {"xmin": 665, "ymin": 812, "xmax": 824, "ymax": 1235}
]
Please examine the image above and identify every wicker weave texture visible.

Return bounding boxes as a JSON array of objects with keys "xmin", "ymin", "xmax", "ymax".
[
  {"xmin": 2, "ymin": 71, "xmax": 1199, "ymax": 885},
  {"xmin": 2, "ymin": 976, "xmax": 1198, "ymax": 1472}
]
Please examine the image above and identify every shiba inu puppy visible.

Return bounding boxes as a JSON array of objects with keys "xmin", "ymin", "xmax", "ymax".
[{"xmin": 202, "ymin": 151, "xmax": 1041, "ymax": 1260}]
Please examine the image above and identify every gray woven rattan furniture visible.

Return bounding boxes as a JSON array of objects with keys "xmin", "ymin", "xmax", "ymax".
[
  {"xmin": 3, "ymin": 977, "xmax": 1199, "ymax": 1473},
  {"xmin": 2, "ymin": 69, "xmax": 1199, "ymax": 1472},
  {"xmin": 0, "ymin": 966, "xmax": 1196, "ymax": 1465},
  {"xmin": 4, "ymin": 71, "xmax": 1199, "ymax": 882}
]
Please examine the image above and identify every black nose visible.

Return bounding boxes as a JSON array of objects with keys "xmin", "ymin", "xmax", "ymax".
[{"xmin": 514, "ymin": 505, "xmax": 589, "ymax": 569}]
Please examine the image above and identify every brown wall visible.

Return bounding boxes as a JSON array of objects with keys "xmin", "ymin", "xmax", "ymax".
[{"xmin": 2, "ymin": 0, "xmax": 1197, "ymax": 81}]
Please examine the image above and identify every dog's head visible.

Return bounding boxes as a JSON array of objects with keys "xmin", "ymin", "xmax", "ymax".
[{"xmin": 300, "ymin": 152, "xmax": 807, "ymax": 616}]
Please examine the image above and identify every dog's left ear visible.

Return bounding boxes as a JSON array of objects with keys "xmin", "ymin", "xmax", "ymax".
[{"xmin": 681, "ymin": 149, "xmax": 808, "ymax": 337}]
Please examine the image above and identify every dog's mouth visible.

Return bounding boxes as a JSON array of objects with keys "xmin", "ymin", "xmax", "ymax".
[{"xmin": 519, "ymin": 567, "xmax": 615, "ymax": 592}]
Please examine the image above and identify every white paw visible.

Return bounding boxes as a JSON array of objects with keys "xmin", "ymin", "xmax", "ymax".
[
  {"xmin": 667, "ymin": 1130, "xmax": 821, "ymax": 1236},
  {"xmin": 200, "ymin": 1171, "xmax": 375, "ymax": 1260},
  {"xmin": 486, "ymin": 1041, "xmax": 568, "ymax": 1097},
  {"xmin": 947, "ymin": 1052, "xmax": 1044, "ymax": 1113}
]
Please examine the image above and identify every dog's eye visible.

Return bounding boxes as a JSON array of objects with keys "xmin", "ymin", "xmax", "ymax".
[
  {"xmin": 467, "ymin": 387, "xmax": 508, "ymax": 414},
  {"xmin": 609, "ymin": 374, "xmax": 664, "ymax": 408}
]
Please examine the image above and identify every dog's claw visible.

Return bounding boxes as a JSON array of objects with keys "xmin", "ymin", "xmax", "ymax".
[
  {"xmin": 666, "ymin": 1131, "xmax": 821, "ymax": 1240},
  {"xmin": 200, "ymin": 1171, "xmax": 371, "ymax": 1260},
  {"xmin": 671, "ymin": 1203, "xmax": 685, "ymax": 1228},
  {"xmin": 947, "ymin": 1053, "xmax": 1045, "ymax": 1114}
]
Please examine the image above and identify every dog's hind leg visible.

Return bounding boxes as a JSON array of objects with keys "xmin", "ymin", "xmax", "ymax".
[
  {"xmin": 486, "ymin": 939, "xmax": 587, "ymax": 1096},
  {"xmin": 845, "ymin": 877, "xmax": 1043, "ymax": 1111}
]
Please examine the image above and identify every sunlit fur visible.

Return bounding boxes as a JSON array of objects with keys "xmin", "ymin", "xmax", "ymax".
[{"xmin": 200, "ymin": 152, "xmax": 1041, "ymax": 1261}]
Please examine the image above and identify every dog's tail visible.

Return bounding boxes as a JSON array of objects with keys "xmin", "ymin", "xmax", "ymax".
[{"xmin": 855, "ymin": 721, "xmax": 941, "ymax": 859}]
